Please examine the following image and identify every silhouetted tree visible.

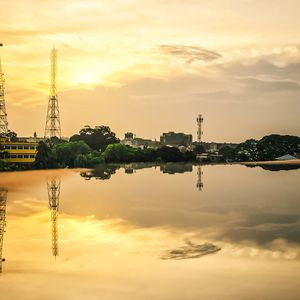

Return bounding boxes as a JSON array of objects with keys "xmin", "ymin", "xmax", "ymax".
[{"xmin": 70, "ymin": 125, "xmax": 120, "ymax": 151}]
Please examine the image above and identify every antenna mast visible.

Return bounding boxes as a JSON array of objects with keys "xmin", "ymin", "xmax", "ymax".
[
  {"xmin": 0, "ymin": 44, "xmax": 8, "ymax": 135},
  {"xmin": 45, "ymin": 47, "xmax": 61, "ymax": 138},
  {"xmin": 197, "ymin": 114, "xmax": 203, "ymax": 144}
]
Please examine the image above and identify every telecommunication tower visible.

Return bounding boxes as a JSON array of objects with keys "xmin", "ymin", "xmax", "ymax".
[
  {"xmin": 47, "ymin": 178, "xmax": 60, "ymax": 258},
  {"xmin": 0, "ymin": 189, "xmax": 7, "ymax": 273},
  {"xmin": 0, "ymin": 44, "xmax": 8, "ymax": 135},
  {"xmin": 197, "ymin": 114, "xmax": 203, "ymax": 144},
  {"xmin": 196, "ymin": 166, "xmax": 203, "ymax": 191},
  {"xmin": 45, "ymin": 47, "xmax": 61, "ymax": 138}
]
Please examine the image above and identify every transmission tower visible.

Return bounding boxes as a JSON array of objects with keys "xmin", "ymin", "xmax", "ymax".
[
  {"xmin": 197, "ymin": 114, "xmax": 203, "ymax": 144},
  {"xmin": 47, "ymin": 178, "xmax": 60, "ymax": 258},
  {"xmin": 0, "ymin": 189, "xmax": 7, "ymax": 273},
  {"xmin": 0, "ymin": 44, "xmax": 8, "ymax": 135},
  {"xmin": 45, "ymin": 47, "xmax": 61, "ymax": 138},
  {"xmin": 196, "ymin": 165, "xmax": 203, "ymax": 191}
]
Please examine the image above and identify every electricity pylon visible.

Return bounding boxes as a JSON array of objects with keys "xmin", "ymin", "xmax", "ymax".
[
  {"xmin": 45, "ymin": 47, "xmax": 61, "ymax": 138},
  {"xmin": 196, "ymin": 165, "xmax": 203, "ymax": 191},
  {"xmin": 47, "ymin": 178, "xmax": 60, "ymax": 258},
  {"xmin": 0, "ymin": 188, "xmax": 7, "ymax": 273},
  {"xmin": 0, "ymin": 44, "xmax": 8, "ymax": 135}
]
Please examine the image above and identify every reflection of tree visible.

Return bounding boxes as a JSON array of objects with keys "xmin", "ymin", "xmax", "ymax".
[
  {"xmin": 0, "ymin": 188, "xmax": 7, "ymax": 273},
  {"xmin": 47, "ymin": 178, "xmax": 60, "ymax": 258},
  {"xmin": 80, "ymin": 165, "xmax": 120, "ymax": 180}
]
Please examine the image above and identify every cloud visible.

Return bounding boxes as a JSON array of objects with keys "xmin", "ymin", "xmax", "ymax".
[
  {"xmin": 162, "ymin": 241, "xmax": 221, "ymax": 260},
  {"xmin": 158, "ymin": 45, "xmax": 222, "ymax": 64}
]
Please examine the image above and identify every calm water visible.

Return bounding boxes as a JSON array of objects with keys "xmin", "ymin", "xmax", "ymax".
[{"xmin": 0, "ymin": 163, "xmax": 300, "ymax": 300}]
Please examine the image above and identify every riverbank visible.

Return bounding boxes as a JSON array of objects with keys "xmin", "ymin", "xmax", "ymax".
[{"xmin": 241, "ymin": 159, "xmax": 300, "ymax": 166}]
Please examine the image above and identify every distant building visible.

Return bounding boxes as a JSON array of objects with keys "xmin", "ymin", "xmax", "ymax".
[
  {"xmin": 0, "ymin": 137, "xmax": 38, "ymax": 163},
  {"xmin": 160, "ymin": 132, "xmax": 192, "ymax": 146},
  {"xmin": 122, "ymin": 132, "xmax": 160, "ymax": 149}
]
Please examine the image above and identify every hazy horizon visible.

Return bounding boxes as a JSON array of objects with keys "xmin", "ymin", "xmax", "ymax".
[{"xmin": 1, "ymin": 0, "xmax": 300, "ymax": 142}]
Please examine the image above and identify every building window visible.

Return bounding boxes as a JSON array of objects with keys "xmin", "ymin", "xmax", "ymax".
[
  {"xmin": 23, "ymin": 146, "xmax": 29, "ymax": 150},
  {"xmin": 23, "ymin": 154, "xmax": 29, "ymax": 158},
  {"xmin": 10, "ymin": 154, "xmax": 17, "ymax": 158},
  {"xmin": 17, "ymin": 154, "xmax": 23, "ymax": 158},
  {"xmin": 30, "ymin": 146, "xmax": 35, "ymax": 150},
  {"xmin": 4, "ymin": 145, "xmax": 10, "ymax": 149},
  {"xmin": 17, "ymin": 146, "xmax": 23, "ymax": 149},
  {"xmin": 11, "ymin": 146, "xmax": 17, "ymax": 149},
  {"xmin": 29, "ymin": 155, "xmax": 35, "ymax": 158}
]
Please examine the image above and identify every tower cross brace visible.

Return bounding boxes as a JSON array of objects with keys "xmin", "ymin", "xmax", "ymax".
[{"xmin": 0, "ymin": 44, "xmax": 8, "ymax": 135}]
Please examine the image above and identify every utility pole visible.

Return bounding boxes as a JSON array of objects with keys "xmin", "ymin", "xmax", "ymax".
[
  {"xmin": 47, "ymin": 178, "xmax": 60, "ymax": 258},
  {"xmin": 0, "ymin": 189, "xmax": 7, "ymax": 273},
  {"xmin": 45, "ymin": 47, "xmax": 61, "ymax": 138},
  {"xmin": 0, "ymin": 43, "xmax": 8, "ymax": 135}
]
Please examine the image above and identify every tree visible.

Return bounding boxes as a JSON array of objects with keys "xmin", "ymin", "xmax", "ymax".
[
  {"xmin": 70, "ymin": 125, "xmax": 120, "ymax": 151},
  {"xmin": 156, "ymin": 146, "xmax": 183, "ymax": 162},
  {"xmin": 55, "ymin": 141, "xmax": 91, "ymax": 167},
  {"xmin": 34, "ymin": 141, "xmax": 57, "ymax": 168},
  {"xmin": 102, "ymin": 144, "xmax": 135, "ymax": 163},
  {"xmin": 6, "ymin": 130, "xmax": 18, "ymax": 142},
  {"xmin": 219, "ymin": 146, "xmax": 235, "ymax": 161}
]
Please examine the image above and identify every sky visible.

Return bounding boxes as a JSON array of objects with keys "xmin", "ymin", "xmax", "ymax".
[{"xmin": 0, "ymin": 0, "xmax": 300, "ymax": 142}]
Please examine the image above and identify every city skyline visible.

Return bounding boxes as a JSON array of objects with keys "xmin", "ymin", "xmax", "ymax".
[{"xmin": 0, "ymin": 0, "xmax": 300, "ymax": 142}]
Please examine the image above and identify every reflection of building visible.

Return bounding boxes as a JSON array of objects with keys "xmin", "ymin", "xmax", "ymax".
[
  {"xmin": 0, "ymin": 137, "xmax": 38, "ymax": 163},
  {"xmin": 160, "ymin": 132, "xmax": 192, "ymax": 146},
  {"xmin": 160, "ymin": 163, "xmax": 193, "ymax": 174},
  {"xmin": 47, "ymin": 178, "xmax": 60, "ymax": 258},
  {"xmin": 196, "ymin": 166, "xmax": 203, "ymax": 191},
  {"xmin": 0, "ymin": 188, "xmax": 7, "ymax": 273}
]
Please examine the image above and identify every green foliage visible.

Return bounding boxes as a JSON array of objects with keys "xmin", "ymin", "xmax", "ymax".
[
  {"xmin": 70, "ymin": 125, "xmax": 120, "ymax": 151},
  {"xmin": 34, "ymin": 141, "xmax": 57, "ymax": 168},
  {"xmin": 218, "ymin": 145, "xmax": 235, "ymax": 161},
  {"xmin": 233, "ymin": 135, "xmax": 300, "ymax": 162},
  {"xmin": 103, "ymin": 144, "xmax": 135, "ymax": 163},
  {"xmin": 156, "ymin": 146, "xmax": 183, "ymax": 162},
  {"xmin": 55, "ymin": 141, "xmax": 91, "ymax": 167}
]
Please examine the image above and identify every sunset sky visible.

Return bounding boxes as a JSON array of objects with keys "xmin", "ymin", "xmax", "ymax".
[{"xmin": 1, "ymin": 0, "xmax": 300, "ymax": 142}]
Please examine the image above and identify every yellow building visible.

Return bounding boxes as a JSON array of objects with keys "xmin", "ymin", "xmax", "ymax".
[{"xmin": 0, "ymin": 138, "xmax": 38, "ymax": 163}]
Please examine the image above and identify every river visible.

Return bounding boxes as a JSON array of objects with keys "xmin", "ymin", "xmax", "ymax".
[{"xmin": 0, "ymin": 163, "xmax": 299, "ymax": 299}]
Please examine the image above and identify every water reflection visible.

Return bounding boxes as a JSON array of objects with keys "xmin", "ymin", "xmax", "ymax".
[
  {"xmin": 81, "ymin": 163, "xmax": 204, "ymax": 191},
  {"xmin": 0, "ymin": 189, "xmax": 7, "ymax": 273},
  {"xmin": 47, "ymin": 178, "xmax": 61, "ymax": 258},
  {"xmin": 0, "ymin": 165, "xmax": 300, "ymax": 299}
]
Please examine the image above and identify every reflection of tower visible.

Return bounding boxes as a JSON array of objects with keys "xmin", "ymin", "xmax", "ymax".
[
  {"xmin": 0, "ymin": 44, "xmax": 8, "ymax": 135},
  {"xmin": 45, "ymin": 47, "xmax": 61, "ymax": 138},
  {"xmin": 196, "ymin": 166, "xmax": 203, "ymax": 191},
  {"xmin": 47, "ymin": 178, "xmax": 60, "ymax": 258},
  {"xmin": 197, "ymin": 114, "xmax": 203, "ymax": 144},
  {"xmin": 0, "ymin": 189, "xmax": 7, "ymax": 273}
]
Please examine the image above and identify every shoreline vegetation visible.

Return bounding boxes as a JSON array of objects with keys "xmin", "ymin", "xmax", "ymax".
[{"xmin": 0, "ymin": 125, "xmax": 299, "ymax": 172}]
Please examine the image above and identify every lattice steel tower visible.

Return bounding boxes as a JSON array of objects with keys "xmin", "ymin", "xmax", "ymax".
[
  {"xmin": 0, "ymin": 44, "xmax": 8, "ymax": 135},
  {"xmin": 47, "ymin": 178, "xmax": 61, "ymax": 258},
  {"xmin": 45, "ymin": 47, "xmax": 61, "ymax": 138},
  {"xmin": 197, "ymin": 114, "xmax": 203, "ymax": 144},
  {"xmin": 0, "ymin": 189, "xmax": 7, "ymax": 273}
]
